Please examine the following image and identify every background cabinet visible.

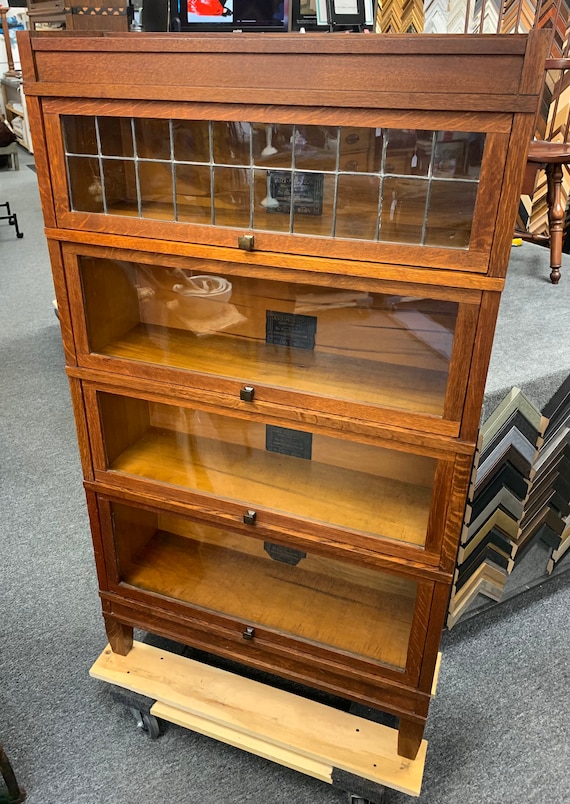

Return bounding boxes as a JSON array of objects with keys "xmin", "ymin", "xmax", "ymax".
[
  {"xmin": 1, "ymin": 75, "xmax": 32, "ymax": 151},
  {"xmin": 20, "ymin": 28, "xmax": 548, "ymax": 768}
]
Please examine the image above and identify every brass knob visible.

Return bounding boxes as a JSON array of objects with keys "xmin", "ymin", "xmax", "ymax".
[{"xmin": 238, "ymin": 235, "xmax": 254, "ymax": 251}]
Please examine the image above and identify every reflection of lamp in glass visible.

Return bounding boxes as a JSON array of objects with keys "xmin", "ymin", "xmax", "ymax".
[
  {"xmin": 261, "ymin": 125, "xmax": 277, "ymax": 157},
  {"xmin": 261, "ymin": 173, "xmax": 279, "ymax": 208}
]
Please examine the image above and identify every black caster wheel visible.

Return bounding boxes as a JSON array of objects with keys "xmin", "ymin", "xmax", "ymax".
[
  {"xmin": 16, "ymin": 233, "xmax": 24, "ymax": 238},
  {"xmin": 128, "ymin": 707, "xmax": 161, "ymax": 739}
]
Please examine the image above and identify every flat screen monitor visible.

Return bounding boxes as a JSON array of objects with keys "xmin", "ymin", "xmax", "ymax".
[{"xmin": 171, "ymin": 0, "xmax": 289, "ymax": 32}]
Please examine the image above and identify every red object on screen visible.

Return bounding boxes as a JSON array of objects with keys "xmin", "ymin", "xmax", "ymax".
[{"xmin": 188, "ymin": 0, "xmax": 226, "ymax": 14}]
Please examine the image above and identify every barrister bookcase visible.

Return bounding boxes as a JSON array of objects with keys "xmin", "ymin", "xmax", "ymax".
[{"xmin": 20, "ymin": 28, "xmax": 547, "ymax": 770}]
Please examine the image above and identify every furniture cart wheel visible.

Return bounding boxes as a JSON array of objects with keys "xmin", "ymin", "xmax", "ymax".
[
  {"xmin": 348, "ymin": 795, "xmax": 385, "ymax": 804},
  {"xmin": 128, "ymin": 707, "xmax": 161, "ymax": 739}
]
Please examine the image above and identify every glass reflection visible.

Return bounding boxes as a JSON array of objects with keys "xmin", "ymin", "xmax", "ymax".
[
  {"xmin": 425, "ymin": 181, "xmax": 478, "ymax": 248},
  {"xmin": 98, "ymin": 393, "xmax": 436, "ymax": 546},
  {"xmin": 79, "ymin": 256, "xmax": 457, "ymax": 419},
  {"xmin": 61, "ymin": 114, "xmax": 486, "ymax": 250},
  {"xmin": 102, "ymin": 159, "xmax": 138, "ymax": 216},
  {"xmin": 176, "ymin": 164, "xmax": 212, "ymax": 223},
  {"xmin": 213, "ymin": 121, "xmax": 251, "ymax": 165},
  {"xmin": 253, "ymin": 123, "xmax": 294, "ymax": 168},
  {"xmin": 173, "ymin": 120, "xmax": 210, "ymax": 163},
  {"xmin": 380, "ymin": 177, "xmax": 428, "ymax": 244},
  {"xmin": 253, "ymin": 169, "xmax": 292, "ymax": 232},
  {"xmin": 134, "ymin": 118, "xmax": 171, "ymax": 160},
  {"xmin": 68, "ymin": 156, "xmax": 104, "ymax": 212},
  {"xmin": 213, "ymin": 166, "xmax": 251, "ymax": 227},
  {"xmin": 385, "ymin": 130, "xmax": 432, "ymax": 177},
  {"xmin": 292, "ymin": 172, "xmax": 335, "ymax": 237},
  {"xmin": 98, "ymin": 117, "xmax": 134, "ymax": 157},
  {"xmin": 110, "ymin": 500, "xmax": 418, "ymax": 668},
  {"xmin": 335, "ymin": 174, "xmax": 380, "ymax": 240},
  {"xmin": 139, "ymin": 161, "xmax": 175, "ymax": 219},
  {"xmin": 63, "ymin": 116, "xmax": 97, "ymax": 155},
  {"xmin": 293, "ymin": 125, "xmax": 337, "ymax": 171}
]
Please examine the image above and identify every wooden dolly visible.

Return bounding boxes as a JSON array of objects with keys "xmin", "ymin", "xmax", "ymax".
[{"xmin": 91, "ymin": 641, "xmax": 441, "ymax": 802}]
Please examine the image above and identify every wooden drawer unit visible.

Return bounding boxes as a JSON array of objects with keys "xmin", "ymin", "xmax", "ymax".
[{"xmin": 21, "ymin": 29, "xmax": 548, "ymax": 766}]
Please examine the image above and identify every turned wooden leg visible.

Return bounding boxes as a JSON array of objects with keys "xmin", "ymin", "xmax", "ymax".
[
  {"xmin": 104, "ymin": 616, "xmax": 134, "ymax": 656},
  {"xmin": 397, "ymin": 718, "xmax": 425, "ymax": 760},
  {"xmin": 546, "ymin": 162, "xmax": 564, "ymax": 284}
]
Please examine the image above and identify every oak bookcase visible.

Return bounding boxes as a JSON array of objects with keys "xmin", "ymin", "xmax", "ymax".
[{"xmin": 20, "ymin": 28, "xmax": 547, "ymax": 770}]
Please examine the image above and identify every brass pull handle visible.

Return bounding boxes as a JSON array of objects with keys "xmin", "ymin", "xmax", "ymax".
[
  {"xmin": 240, "ymin": 386, "xmax": 255, "ymax": 402},
  {"xmin": 244, "ymin": 510, "xmax": 257, "ymax": 525},
  {"xmin": 238, "ymin": 235, "xmax": 254, "ymax": 251}
]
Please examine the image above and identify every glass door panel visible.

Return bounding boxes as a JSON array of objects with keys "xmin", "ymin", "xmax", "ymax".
[
  {"xmin": 78, "ymin": 256, "xmax": 459, "ymax": 419},
  {"xmin": 61, "ymin": 116, "xmax": 485, "ymax": 250},
  {"xmin": 109, "ymin": 500, "xmax": 418, "ymax": 670},
  {"xmin": 97, "ymin": 392, "xmax": 437, "ymax": 548}
]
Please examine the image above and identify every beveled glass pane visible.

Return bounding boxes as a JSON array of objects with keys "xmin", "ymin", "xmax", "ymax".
[
  {"xmin": 98, "ymin": 393, "xmax": 436, "ymax": 547},
  {"xmin": 213, "ymin": 167, "xmax": 251, "ymax": 227},
  {"xmin": 176, "ymin": 164, "xmax": 212, "ymax": 223},
  {"xmin": 68, "ymin": 156, "xmax": 104, "ymax": 212},
  {"xmin": 293, "ymin": 125, "xmax": 337, "ymax": 171},
  {"xmin": 139, "ymin": 161, "xmax": 175, "ymax": 220},
  {"xmin": 253, "ymin": 123, "xmax": 294, "ymax": 168},
  {"xmin": 79, "ymin": 256, "xmax": 458, "ymax": 419},
  {"xmin": 98, "ymin": 116, "xmax": 134, "ymax": 157},
  {"xmin": 379, "ymin": 177, "xmax": 428, "ymax": 244},
  {"xmin": 173, "ymin": 119, "xmax": 210, "ymax": 163},
  {"xmin": 63, "ymin": 116, "xmax": 97, "ymax": 155},
  {"xmin": 385, "ymin": 129, "xmax": 432, "ymax": 177},
  {"xmin": 335, "ymin": 174, "xmax": 379, "ymax": 240},
  {"xmin": 425, "ymin": 181, "xmax": 478, "ymax": 248},
  {"xmin": 110, "ymin": 500, "xmax": 418, "ymax": 669},
  {"xmin": 102, "ymin": 159, "xmax": 138, "ymax": 217},
  {"xmin": 213, "ymin": 121, "xmax": 251, "ymax": 165},
  {"xmin": 291, "ymin": 171, "xmax": 334, "ymax": 236},
  {"xmin": 134, "ymin": 118, "xmax": 171, "ymax": 160},
  {"xmin": 338, "ymin": 126, "xmax": 382, "ymax": 173},
  {"xmin": 253, "ymin": 169, "xmax": 292, "ymax": 232}
]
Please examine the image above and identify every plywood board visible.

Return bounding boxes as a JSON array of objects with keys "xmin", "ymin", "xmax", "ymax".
[{"xmin": 90, "ymin": 641, "xmax": 429, "ymax": 797}]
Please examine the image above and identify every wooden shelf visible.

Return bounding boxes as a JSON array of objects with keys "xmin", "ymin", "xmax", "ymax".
[
  {"xmin": 90, "ymin": 641, "xmax": 429, "ymax": 797},
  {"xmin": 6, "ymin": 104, "xmax": 24, "ymax": 118},
  {"xmin": 111, "ymin": 428, "xmax": 433, "ymax": 546},
  {"xmin": 123, "ymin": 527, "xmax": 416, "ymax": 667},
  {"xmin": 103, "ymin": 324, "xmax": 448, "ymax": 417}
]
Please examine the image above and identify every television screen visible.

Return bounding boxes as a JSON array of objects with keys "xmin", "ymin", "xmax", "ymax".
[{"xmin": 172, "ymin": 0, "xmax": 289, "ymax": 31}]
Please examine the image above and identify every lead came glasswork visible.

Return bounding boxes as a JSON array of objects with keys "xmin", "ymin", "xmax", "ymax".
[{"xmin": 62, "ymin": 116, "xmax": 486, "ymax": 249}]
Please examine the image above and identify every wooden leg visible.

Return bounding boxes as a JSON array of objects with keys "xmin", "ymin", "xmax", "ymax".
[
  {"xmin": 546, "ymin": 162, "xmax": 564, "ymax": 284},
  {"xmin": 104, "ymin": 616, "xmax": 134, "ymax": 656},
  {"xmin": 397, "ymin": 718, "xmax": 425, "ymax": 760}
]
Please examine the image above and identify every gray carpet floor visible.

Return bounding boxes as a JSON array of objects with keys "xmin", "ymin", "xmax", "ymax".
[{"xmin": 1, "ymin": 146, "xmax": 569, "ymax": 804}]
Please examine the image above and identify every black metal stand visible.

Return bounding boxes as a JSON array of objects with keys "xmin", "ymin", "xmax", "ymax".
[
  {"xmin": 0, "ymin": 744, "xmax": 26, "ymax": 804},
  {"xmin": 0, "ymin": 202, "xmax": 24, "ymax": 239}
]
